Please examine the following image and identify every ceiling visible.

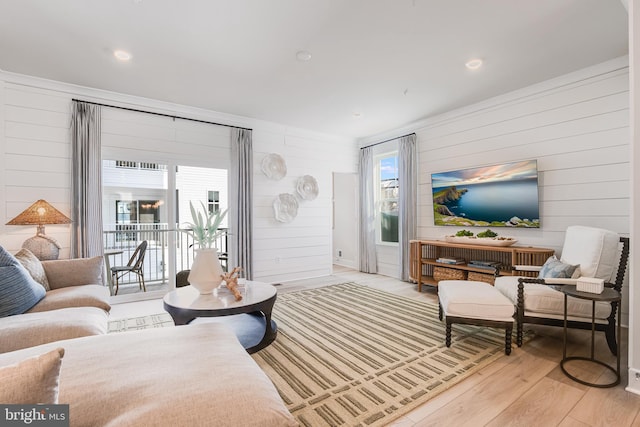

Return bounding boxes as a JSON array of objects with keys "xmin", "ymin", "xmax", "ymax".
[{"xmin": 0, "ymin": 0, "xmax": 629, "ymax": 139}]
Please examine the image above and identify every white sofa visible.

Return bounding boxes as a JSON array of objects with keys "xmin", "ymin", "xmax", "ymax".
[{"xmin": 0, "ymin": 255, "xmax": 110, "ymax": 354}]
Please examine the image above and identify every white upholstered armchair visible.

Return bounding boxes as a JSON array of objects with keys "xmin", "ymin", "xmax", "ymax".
[{"xmin": 494, "ymin": 226, "xmax": 630, "ymax": 354}]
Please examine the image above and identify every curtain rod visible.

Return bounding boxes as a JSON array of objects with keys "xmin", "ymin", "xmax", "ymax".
[
  {"xmin": 72, "ymin": 99, "xmax": 252, "ymax": 131},
  {"xmin": 360, "ymin": 132, "xmax": 416, "ymax": 149}
]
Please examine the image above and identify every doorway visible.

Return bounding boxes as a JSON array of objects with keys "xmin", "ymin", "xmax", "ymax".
[{"xmin": 332, "ymin": 172, "xmax": 358, "ymax": 270}]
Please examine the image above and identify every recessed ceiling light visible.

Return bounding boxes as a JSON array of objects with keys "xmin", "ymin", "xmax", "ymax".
[
  {"xmin": 465, "ymin": 58, "xmax": 483, "ymax": 70},
  {"xmin": 114, "ymin": 50, "xmax": 132, "ymax": 61},
  {"xmin": 352, "ymin": 112, "xmax": 363, "ymax": 118},
  {"xmin": 296, "ymin": 50, "xmax": 312, "ymax": 62}
]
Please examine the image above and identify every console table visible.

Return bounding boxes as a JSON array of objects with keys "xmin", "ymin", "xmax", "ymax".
[{"xmin": 410, "ymin": 239, "xmax": 554, "ymax": 291}]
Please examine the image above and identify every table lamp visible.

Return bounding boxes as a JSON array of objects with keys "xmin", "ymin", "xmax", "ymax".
[{"xmin": 6, "ymin": 199, "xmax": 72, "ymax": 260}]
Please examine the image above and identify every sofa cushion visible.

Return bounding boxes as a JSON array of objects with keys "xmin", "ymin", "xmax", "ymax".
[
  {"xmin": 15, "ymin": 248, "xmax": 50, "ymax": 291},
  {"xmin": 0, "ymin": 307, "xmax": 108, "ymax": 354},
  {"xmin": 0, "ymin": 323, "xmax": 298, "ymax": 427},
  {"xmin": 27, "ymin": 285, "xmax": 110, "ymax": 313},
  {"xmin": 0, "ymin": 246, "xmax": 46, "ymax": 318},
  {"xmin": 0, "ymin": 347, "xmax": 64, "ymax": 404},
  {"xmin": 42, "ymin": 256, "xmax": 104, "ymax": 289}
]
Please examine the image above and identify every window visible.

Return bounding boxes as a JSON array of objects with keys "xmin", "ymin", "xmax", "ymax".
[
  {"xmin": 377, "ymin": 154, "xmax": 399, "ymax": 243},
  {"xmin": 115, "ymin": 160, "xmax": 166, "ymax": 170},
  {"xmin": 208, "ymin": 190, "xmax": 220, "ymax": 213}
]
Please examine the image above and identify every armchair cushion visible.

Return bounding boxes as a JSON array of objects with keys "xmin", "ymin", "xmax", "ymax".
[
  {"xmin": 538, "ymin": 255, "xmax": 578, "ymax": 279},
  {"xmin": 494, "ymin": 276, "xmax": 611, "ymax": 320},
  {"xmin": 0, "ymin": 246, "xmax": 46, "ymax": 318},
  {"xmin": 560, "ymin": 226, "xmax": 620, "ymax": 282}
]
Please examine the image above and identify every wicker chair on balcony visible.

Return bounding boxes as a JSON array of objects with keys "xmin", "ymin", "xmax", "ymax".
[
  {"xmin": 111, "ymin": 240, "xmax": 148, "ymax": 295},
  {"xmin": 494, "ymin": 226, "xmax": 630, "ymax": 355}
]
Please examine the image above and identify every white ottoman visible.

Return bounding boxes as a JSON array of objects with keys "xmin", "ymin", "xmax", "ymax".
[{"xmin": 438, "ymin": 280, "xmax": 516, "ymax": 355}]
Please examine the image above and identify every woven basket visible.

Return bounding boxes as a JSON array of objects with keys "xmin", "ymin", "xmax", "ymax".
[
  {"xmin": 468, "ymin": 271, "xmax": 496, "ymax": 285},
  {"xmin": 433, "ymin": 266, "xmax": 467, "ymax": 282}
]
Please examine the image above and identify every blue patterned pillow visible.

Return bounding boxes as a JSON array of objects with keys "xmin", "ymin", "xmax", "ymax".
[
  {"xmin": 538, "ymin": 255, "xmax": 578, "ymax": 279},
  {"xmin": 0, "ymin": 246, "xmax": 46, "ymax": 317}
]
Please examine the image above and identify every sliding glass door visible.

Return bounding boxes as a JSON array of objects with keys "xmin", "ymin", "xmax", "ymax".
[{"xmin": 102, "ymin": 159, "xmax": 227, "ymax": 300}]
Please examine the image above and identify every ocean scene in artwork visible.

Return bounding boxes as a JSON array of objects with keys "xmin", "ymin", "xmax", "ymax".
[{"xmin": 431, "ymin": 160, "xmax": 540, "ymax": 228}]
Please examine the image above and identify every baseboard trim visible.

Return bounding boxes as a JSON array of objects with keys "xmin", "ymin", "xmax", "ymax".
[{"xmin": 626, "ymin": 368, "xmax": 640, "ymax": 395}]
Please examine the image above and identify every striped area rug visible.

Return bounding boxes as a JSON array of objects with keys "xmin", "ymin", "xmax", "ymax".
[{"xmin": 252, "ymin": 282, "xmax": 516, "ymax": 427}]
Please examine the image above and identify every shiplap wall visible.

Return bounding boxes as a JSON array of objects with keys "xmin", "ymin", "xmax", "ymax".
[
  {"xmin": 362, "ymin": 57, "xmax": 631, "ymax": 321},
  {"xmin": 0, "ymin": 73, "xmax": 357, "ymax": 283},
  {"xmin": 252, "ymin": 130, "xmax": 357, "ymax": 283},
  {"xmin": 417, "ymin": 65, "xmax": 629, "ymax": 247},
  {"xmin": 1, "ymin": 83, "xmax": 73, "ymax": 255}
]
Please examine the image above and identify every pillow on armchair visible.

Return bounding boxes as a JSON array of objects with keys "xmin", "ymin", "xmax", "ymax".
[
  {"xmin": 0, "ymin": 246, "xmax": 46, "ymax": 317},
  {"xmin": 538, "ymin": 255, "xmax": 578, "ymax": 279}
]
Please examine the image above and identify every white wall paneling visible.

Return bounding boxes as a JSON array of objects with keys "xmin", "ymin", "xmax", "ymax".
[
  {"xmin": 0, "ymin": 71, "xmax": 357, "ymax": 284},
  {"xmin": 252, "ymin": 128, "xmax": 357, "ymax": 283},
  {"xmin": 1, "ymin": 83, "xmax": 73, "ymax": 256},
  {"xmin": 627, "ymin": 0, "xmax": 639, "ymax": 396},
  {"xmin": 364, "ymin": 57, "xmax": 631, "ymax": 322}
]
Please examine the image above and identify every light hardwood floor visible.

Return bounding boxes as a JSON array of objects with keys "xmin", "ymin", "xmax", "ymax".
[{"xmin": 110, "ymin": 266, "xmax": 640, "ymax": 427}]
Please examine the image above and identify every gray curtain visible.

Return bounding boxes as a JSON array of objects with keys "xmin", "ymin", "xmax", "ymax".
[
  {"xmin": 358, "ymin": 146, "xmax": 377, "ymax": 273},
  {"xmin": 230, "ymin": 128, "xmax": 253, "ymax": 279},
  {"xmin": 70, "ymin": 101, "xmax": 103, "ymax": 258},
  {"xmin": 398, "ymin": 134, "xmax": 417, "ymax": 281}
]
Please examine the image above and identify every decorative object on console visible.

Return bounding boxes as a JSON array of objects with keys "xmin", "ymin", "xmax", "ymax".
[
  {"xmin": 296, "ymin": 175, "xmax": 319, "ymax": 200},
  {"xmin": 261, "ymin": 153, "xmax": 287, "ymax": 180},
  {"xmin": 6, "ymin": 199, "xmax": 72, "ymax": 260},
  {"xmin": 433, "ymin": 266, "xmax": 467, "ymax": 281},
  {"xmin": 273, "ymin": 193, "xmax": 298, "ymax": 223},
  {"xmin": 183, "ymin": 201, "xmax": 227, "ymax": 294},
  {"xmin": 445, "ymin": 229, "xmax": 517, "ymax": 247}
]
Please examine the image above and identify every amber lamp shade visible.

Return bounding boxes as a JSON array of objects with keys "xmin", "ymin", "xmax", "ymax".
[{"xmin": 6, "ymin": 199, "xmax": 72, "ymax": 260}]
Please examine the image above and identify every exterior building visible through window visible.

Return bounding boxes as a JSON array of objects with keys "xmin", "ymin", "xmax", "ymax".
[
  {"xmin": 378, "ymin": 154, "xmax": 399, "ymax": 243},
  {"xmin": 208, "ymin": 190, "xmax": 220, "ymax": 213}
]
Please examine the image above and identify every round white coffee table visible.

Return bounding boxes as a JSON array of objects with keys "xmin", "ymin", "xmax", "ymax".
[{"xmin": 163, "ymin": 281, "xmax": 277, "ymax": 353}]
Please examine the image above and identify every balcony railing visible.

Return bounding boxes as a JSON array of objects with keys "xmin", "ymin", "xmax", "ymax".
[{"xmin": 103, "ymin": 224, "xmax": 228, "ymax": 292}]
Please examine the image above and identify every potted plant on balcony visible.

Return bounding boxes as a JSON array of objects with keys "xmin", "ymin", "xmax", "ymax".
[{"xmin": 184, "ymin": 201, "xmax": 228, "ymax": 294}]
